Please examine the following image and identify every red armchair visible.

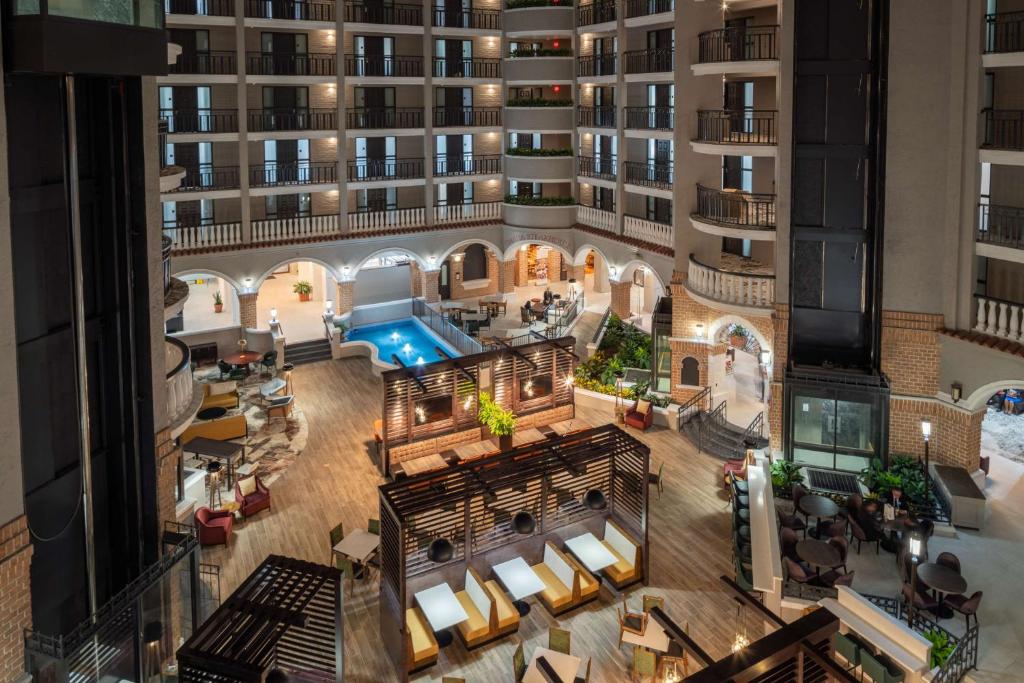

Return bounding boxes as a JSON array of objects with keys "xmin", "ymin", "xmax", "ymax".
[
  {"xmin": 195, "ymin": 506, "xmax": 233, "ymax": 546},
  {"xmin": 235, "ymin": 475, "xmax": 271, "ymax": 517},
  {"xmin": 623, "ymin": 399, "xmax": 654, "ymax": 431}
]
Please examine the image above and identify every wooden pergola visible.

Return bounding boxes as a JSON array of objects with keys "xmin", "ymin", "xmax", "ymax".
[{"xmin": 177, "ymin": 555, "xmax": 343, "ymax": 683}]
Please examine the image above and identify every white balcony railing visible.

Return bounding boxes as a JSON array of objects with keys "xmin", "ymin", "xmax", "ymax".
[
  {"xmin": 165, "ymin": 337, "xmax": 195, "ymax": 426},
  {"xmin": 434, "ymin": 201, "xmax": 501, "ymax": 225},
  {"xmin": 624, "ymin": 214, "xmax": 673, "ymax": 248},
  {"xmin": 165, "ymin": 222, "xmax": 244, "ymax": 251},
  {"xmin": 687, "ymin": 256, "xmax": 774, "ymax": 309},
  {"xmin": 348, "ymin": 206, "xmax": 426, "ymax": 233},
  {"xmin": 975, "ymin": 295, "xmax": 1024, "ymax": 341},
  {"xmin": 577, "ymin": 205, "xmax": 615, "ymax": 233},
  {"xmin": 252, "ymin": 213, "xmax": 338, "ymax": 243}
]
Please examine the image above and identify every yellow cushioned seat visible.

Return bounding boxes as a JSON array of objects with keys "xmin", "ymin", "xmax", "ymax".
[
  {"xmin": 485, "ymin": 580, "xmax": 519, "ymax": 631},
  {"xmin": 454, "ymin": 590, "xmax": 490, "ymax": 642},
  {"xmin": 405, "ymin": 607, "xmax": 438, "ymax": 669},
  {"xmin": 600, "ymin": 540, "xmax": 638, "ymax": 584},
  {"xmin": 531, "ymin": 563, "xmax": 572, "ymax": 610},
  {"xmin": 578, "ymin": 567, "xmax": 600, "ymax": 598},
  {"xmin": 201, "ymin": 384, "xmax": 238, "ymax": 410}
]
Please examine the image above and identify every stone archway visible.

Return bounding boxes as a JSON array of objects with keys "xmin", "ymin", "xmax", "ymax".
[
  {"xmin": 171, "ymin": 268, "xmax": 244, "ymax": 333},
  {"xmin": 707, "ymin": 315, "xmax": 770, "ymax": 434},
  {"xmin": 254, "ymin": 259, "xmax": 341, "ymax": 342}
]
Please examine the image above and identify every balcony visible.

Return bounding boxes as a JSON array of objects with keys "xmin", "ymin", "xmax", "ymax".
[
  {"xmin": 625, "ymin": 106, "xmax": 673, "ymax": 132},
  {"xmin": 432, "ymin": 8, "xmax": 501, "ymax": 30},
  {"xmin": 577, "ymin": 205, "xmax": 615, "ymax": 233},
  {"xmin": 246, "ymin": 52, "xmax": 336, "ymax": 76},
  {"xmin": 165, "ymin": 165, "xmax": 240, "ymax": 194},
  {"xmin": 249, "ymin": 160, "xmax": 338, "ymax": 188},
  {"xmin": 692, "ymin": 109, "xmax": 777, "ymax": 156},
  {"xmin": 503, "ymin": 4, "xmax": 573, "ymax": 34},
  {"xmin": 343, "ymin": 1, "xmax": 423, "ymax": 25},
  {"xmin": 347, "ymin": 107, "xmax": 425, "ymax": 129},
  {"xmin": 244, "ymin": 0, "xmax": 335, "ymax": 21},
  {"xmin": 624, "ymin": 47, "xmax": 673, "ymax": 76},
  {"xmin": 503, "ymin": 198, "xmax": 577, "ymax": 229},
  {"xmin": 344, "ymin": 55, "xmax": 424, "ymax": 78},
  {"xmin": 347, "ymin": 157, "xmax": 425, "ymax": 182},
  {"xmin": 577, "ymin": 105, "xmax": 615, "ymax": 128},
  {"xmin": 694, "ymin": 25, "xmax": 780, "ymax": 77},
  {"xmin": 164, "ymin": 220, "xmax": 244, "ymax": 251},
  {"xmin": 161, "ymin": 108, "xmax": 238, "ymax": 133},
  {"xmin": 165, "ymin": 0, "xmax": 233, "ymax": 17},
  {"xmin": 506, "ymin": 151, "xmax": 575, "ymax": 181},
  {"xmin": 624, "ymin": 214, "xmax": 672, "ymax": 248},
  {"xmin": 505, "ymin": 105, "xmax": 574, "ymax": 132},
  {"xmin": 624, "ymin": 161, "xmax": 673, "ymax": 190},
  {"xmin": 692, "ymin": 185, "xmax": 776, "ymax": 240},
  {"xmin": 434, "ymin": 154, "xmax": 502, "ymax": 177},
  {"xmin": 434, "ymin": 201, "xmax": 502, "ymax": 225},
  {"xmin": 432, "ymin": 57, "xmax": 502, "ymax": 79},
  {"xmin": 577, "ymin": 54, "xmax": 616, "ymax": 79},
  {"xmin": 685, "ymin": 254, "xmax": 775, "ymax": 313},
  {"xmin": 577, "ymin": 155, "xmax": 616, "ymax": 181},
  {"xmin": 253, "ymin": 213, "xmax": 340, "ymax": 242},
  {"xmin": 166, "ymin": 337, "xmax": 201, "ymax": 434},
  {"xmin": 577, "ymin": 0, "xmax": 615, "ymax": 27},
  {"xmin": 625, "ymin": 0, "xmax": 673, "ymax": 21},
  {"xmin": 248, "ymin": 108, "xmax": 337, "ymax": 133},
  {"xmin": 977, "ymin": 204, "xmax": 1024, "ymax": 260},
  {"xmin": 985, "ymin": 11, "xmax": 1024, "ymax": 67},
  {"xmin": 433, "ymin": 107, "xmax": 502, "ymax": 128},
  {"xmin": 349, "ymin": 205, "xmax": 425, "ymax": 233},
  {"xmin": 161, "ymin": 234, "xmax": 173, "ymax": 293},
  {"xmin": 974, "ymin": 295, "xmax": 1024, "ymax": 342},
  {"xmin": 167, "ymin": 51, "xmax": 236, "ymax": 75},
  {"xmin": 158, "ymin": 119, "xmax": 186, "ymax": 192}
]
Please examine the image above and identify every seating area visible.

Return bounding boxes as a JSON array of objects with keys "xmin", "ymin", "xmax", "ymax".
[{"xmin": 531, "ymin": 542, "xmax": 601, "ymax": 616}]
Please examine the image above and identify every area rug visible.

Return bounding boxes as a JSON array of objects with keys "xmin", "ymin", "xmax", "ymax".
[
  {"xmin": 981, "ymin": 407, "xmax": 1024, "ymax": 465},
  {"xmin": 193, "ymin": 367, "xmax": 308, "ymax": 488}
]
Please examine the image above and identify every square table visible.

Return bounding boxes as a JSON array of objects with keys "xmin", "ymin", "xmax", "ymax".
[
  {"xmin": 492, "ymin": 557, "xmax": 545, "ymax": 616},
  {"xmin": 414, "ymin": 583, "xmax": 469, "ymax": 648},
  {"xmin": 333, "ymin": 529, "xmax": 380, "ymax": 564},
  {"xmin": 512, "ymin": 428, "xmax": 547, "ymax": 447},
  {"xmin": 183, "ymin": 437, "xmax": 246, "ymax": 488},
  {"xmin": 565, "ymin": 532, "xmax": 618, "ymax": 573},
  {"xmin": 524, "ymin": 647, "xmax": 581, "ymax": 683},
  {"xmin": 622, "ymin": 620, "xmax": 671, "ymax": 652},
  {"xmin": 452, "ymin": 440, "xmax": 495, "ymax": 462},
  {"xmin": 400, "ymin": 453, "xmax": 449, "ymax": 477}
]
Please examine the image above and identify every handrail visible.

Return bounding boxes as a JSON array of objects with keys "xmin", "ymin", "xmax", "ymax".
[
  {"xmin": 247, "ymin": 107, "xmax": 337, "ymax": 132},
  {"xmin": 694, "ymin": 185, "xmax": 776, "ymax": 229},
  {"xmin": 985, "ymin": 10, "xmax": 1024, "ymax": 54},
  {"xmin": 344, "ymin": 54, "xmax": 425, "ymax": 77},
  {"xmin": 625, "ymin": 105, "xmax": 673, "ymax": 130},
  {"xmin": 625, "ymin": 0, "xmax": 673, "ymax": 19},
  {"xmin": 740, "ymin": 411, "xmax": 764, "ymax": 449},
  {"xmin": 433, "ymin": 106, "xmax": 502, "ymax": 127},
  {"xmin": 168, "ymin": 50, "xmax": 236, "ymax": 75},
  {"xmin": 577, "ymin": 53, "xmax": 616, "ymax": 77},
  {"xmin": 165, "ymin": 335, "xmax": 191, "ymax": 379},
  {"xmin": 982, "ymin": 108, "xmax": 1024, "ymax": 150},
  {"xmin": 160, "ymin": 108, "xmax": 238, "ymax": 133},
  {"xmin": 576, "ymin": 105, "xmax": 616, "ymax": 128},
  {"xmin": 432, "ymin": 7, "xmax": 501, "ymax": 29},
  {"xmin": 245, "ymin": 51, "xmax": 337, "ymax": 76},
  {"xmin": 244, "ymin": 0, "xmax": 335, "ymax": 20},
  {"xmin": 677, "ymin": 386, "xmax": 710, "ymax": 428},
  {"xmin": 977, "ymin": 203, "xmax": 1024, "ymax": 249},
  {"xmin": 347, "ymin": 107, "xmax": 425, "ymax": 129},
  {"xmin": 344, "ymin": 1, "xmax": 422, "ymax": 25},
  {"xmin": 347, "ymin": 157, "xmax": 425, "ymax": 181},
  {"xmin": 434, "ymin": 154, "xmax": 502, "ymax": 176},
  {"xmin": 697, "ymin": 400, "xmax": 727, "ymax": 455},
  {"xmin": 432, "ymin": 57, "xmax": 502, "ymax": 79},
  {"xmin": 577, "ymin": 155, "xmax": 616, "ymax": 179},
  {"xmin": 577, "ymin": 0, "xmax": 615, "ymax": 25},
  {"xmin": 697, "ymin": 25, "xmax": 779, "ymax": 63},
  {"xmin": 412, "ymin": 298, "xmax": 484, "ymax": 356},
  {"xmin": 695, "ymin": 109, "xmax": 777, "ymax": 145},
  {"xmin": 623, "ymin": 160, "xmax": 673, "ymax": 188},
  {"xmin": 689, "ymin": 253, "xmax": 776, "ymax": 279},
  {"xmin": 623, "ymin": 47, "xmax": 673, "ymax": 74}
]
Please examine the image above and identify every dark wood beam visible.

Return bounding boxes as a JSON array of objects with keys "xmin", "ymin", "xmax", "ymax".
[
  {"xmin": 649, "ymin": 606, "xmax": 715, "ymax": 667},
  {"xmin": 390, "ymin": 354, "xmax": 429, "ymax": 393},
  {"xmin": 530, "ymin": 331, "xmax": 580, "ymax": 360},
  {"xmin": 492, "ymin": 337, "xmax": 539, "ymax": 369}
]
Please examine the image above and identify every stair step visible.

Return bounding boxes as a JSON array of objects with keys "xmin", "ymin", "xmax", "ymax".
[{"xmin": 284, "ymin": 338, "xmax": 332, "ymax": 366}]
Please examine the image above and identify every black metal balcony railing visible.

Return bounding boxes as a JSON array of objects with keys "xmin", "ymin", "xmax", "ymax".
[
  {"xmin": 249, "ymin": 160, "xmax": 338, "ymax": 187},
  {"xmin": 344, "ymin": 54, "xmax": 424, "ymax": 77},
  {"xmin": 246, "ymin": 52, "xmax": 336, "ymax": 76},
  {"xmin": 248, "ymin": 108, "xmax": 337, "ymax": 132},
  {"xmin": 432, "ymin": 57, "xmax": 502, "ymax": 78},
  {"xmin": 161, "ymin": 108, "xmax": 239, "ymax": 133},
  {"xmin": 432, "ymin": 8, "xmax": 501, "ymax": 29},
  {"xmin": 695, "ymin": 109, "xmax": 777, "ymax": 145},
  {"xmin": 347, "ymin": 157, "xmax": 426, "ymax": 181},
  {"xmin": 434, "ymin": 154, "xmax": 503, "ymax": 176},
  {"xmin": 433, "ymin": 107, "xmax": 502, "ymax": 127},
  {"xmin": 577, "ymin": 155, "xmax": 616, "ymax": 180},
  {"xmin": 165, "ymin": 0, "xmax": 234, "ymax": 16},
  {"xmin": 577, "ymin": 0, "xmax": 614, "ymax": 26},
  {"xmin": 244, "ymin": 0, "xmax": 335, "ymax": 21},
  {"xmin": 697, "ymin": 25, "xmax": 779, "ymax": 63},
  {"xmin": 162, "ymin": 234, "xmax": 173, "ymax": 293},
  {"xmin": 158, "ymin": 119, "xmax": 169, "ymax": 170},
  {"xmin": 978, "ymin": 203, "xmax": 1024, "ymax": 249},
  {"xmin": 625, "ymin": 0, "xmax": 673, "ymax": 18},
  {"xmin": 695, "ymin": 185, "xmax": 776, "ymax": 229},
  {"xmin": 347, "ymin": 107, "xmax": 425, "ymax": 129},
  {"xmin": 983, "ymin": 109, "xmax": 1024, "ymax": 150},
  {"xmin": 625, "ymin": 106, "xmax": 673, "ymax": 130},
  {"xmin": 173, "ymin": 165, "xmax": 241, "ymax": 192},
  {"xmin": 343, "ymin": 1, "xmax": 423, "ymax": 25},
  {"xmin": 624, "ymin": 161, "xmax": 673, "ymax": 188},
  {"xmin": 168, "ymin": 51, "xmax": 237, "ymax": 75},
  {"xmin": 577, "ymin": 54, "xmax": 616, "ymax": 78},
  {"xmin": 986, "ymin": 11, "xmax": 1024, "ymax": 54},
  {"xmin": 577, "ymin": 105, "xmax": 615, "ymax": 128},
  {"xmin": 624, "ymin": 47, "xmax": 673, "ymax": 74}
]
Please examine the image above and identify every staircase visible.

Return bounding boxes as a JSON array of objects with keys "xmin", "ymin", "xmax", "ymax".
[
  {"xmin": 284, "ymin": 338, "xmax": 332, "ymax": 366},
  {"xmin": 680, "ymin": 402, "xmax": 768, "ymax": 460}
]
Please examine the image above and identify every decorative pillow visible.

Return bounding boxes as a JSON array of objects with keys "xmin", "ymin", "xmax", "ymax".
[
  {"xmin": 636, "ymin": 399, "xmax": 651, "ymax": 415},
  {"xmin": 238, "ymin": 476, "xmax": 257, "ymax": 496}
]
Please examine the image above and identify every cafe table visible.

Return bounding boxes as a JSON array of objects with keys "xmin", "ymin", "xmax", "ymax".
[
  {"xmin": 492, "ymin": 557, "xmax": 545, "ymax": 616},
  {"xmin": 333, "ymin": 529, "xmax": 380, "ymax": 580},
  {"xmin": 916, "ymin": 562, "xmax": 967, "ymax": 619},
  {"xmin": 795, "ymin": 539, "xmax": 842, "ymax": 576},
  {"xmin": 399, "ymin": 453, "xmax": 449, "ymax": 476},
  {"xmin": 414, "ymin": 583, "xmax": 469, "ymax": 648},
  {"xmin": 621, "ymin": 619, "xmax": 671, "ymax": 652},
  {"xmin": 565, "ymin": 532, "xmax": 618, "ymax": 573},
  {"xmin": 524, "ymin": 647, "xmax": 581, "ymax": 683},
  {"xmin": 798, "ymin": 494, "xmax": 840, "ymax": 537},
  {"xmin": 224, "ymin": 350, "xmax": 263, "ymax": 370}
]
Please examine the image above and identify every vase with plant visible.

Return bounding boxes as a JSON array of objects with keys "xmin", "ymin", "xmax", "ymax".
[
  {"xmin": 770, "ymin": 461, "xmax": 805, "ymax": 493},
  {"xmin": 922, "ymin": 628, "xmax": 956, "ymax": 669},
  {"xmin": 478, "ymin": 392, "xmax": 516, "ymax": 451},
  {"xmin": 293, "ymin": 280, "xmax": 313, "ymax": 302},
  {"xmin": 728, "ymin": 324, "xmax": 749, "ymax": 349},
  {"xmin": 213, "ymin": 291, "xmax": 223, "ymax": 313}
]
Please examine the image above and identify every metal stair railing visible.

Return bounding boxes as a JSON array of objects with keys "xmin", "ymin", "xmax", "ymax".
[
  {"xmin": 676, "ymin": 386, "xmax": 710, "ymax": 429},
  {"xmin": 698, "ymin": 399, "xmax": 727, "ymax": 455}
]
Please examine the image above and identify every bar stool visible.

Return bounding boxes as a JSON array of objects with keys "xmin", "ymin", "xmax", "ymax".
[{"xmin": 207, "ymin": 461, "xmax": 223, "ymax": 508}]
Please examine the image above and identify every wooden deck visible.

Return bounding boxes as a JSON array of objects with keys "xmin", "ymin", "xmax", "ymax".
[{"xmin": 200, "ymin": 357, "xmax": 750, "ymax": 681}]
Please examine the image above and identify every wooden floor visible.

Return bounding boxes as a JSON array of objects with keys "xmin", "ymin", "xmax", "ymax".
[{"xmin": 201, "ymin": 357, "xmax": 754, "ymax": 682}]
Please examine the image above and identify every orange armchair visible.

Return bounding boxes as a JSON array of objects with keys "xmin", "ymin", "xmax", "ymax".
[
  {"xmin": 235, "ymin": 475, "xmax": 271, "ymax": 517},
  {"xmin": 624, "ymin": 400, "xmax": 654, "ymax": 431},
  {"xmin": 195, "ymin": 506, "xmax": 233, "ymax": 546}
]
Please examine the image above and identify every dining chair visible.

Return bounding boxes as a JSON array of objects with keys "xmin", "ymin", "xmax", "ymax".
[
  {"xmin": 647, "ymin": 462, "xmax": 665, "ymax": 499},
  {"xmin": 785, "ymin": 557, "xmax": 813, "ymax": 585},
  {"xmin": 828, "ymin": 536, "xmax": 849, "ymax": 571},
  {"xmin": 945, "ymin": 591, "xmax": 983, "ymax": 630},
  {"xmin": 329, "ymin": 522, "xmax": 344, "ymax": 564},
  {"xmin": 792, "ymin": 484, "xmax": 808, "ymax": 516},
  {"xmin": 632, "ymin": 647, "xmax": 657, "ymax": 682},
  {"xmin": 368, "ymin": 518, "xmax": 381, "ymax": 535},
  {"xmin": 620, "ymin": 597, "xmax": 648, "ymax": 634},
  {"xmin": 573, "ymin": 658, "xmax": 592, "ymax": 683},
  {"xmin": 642, "ymin": 594, "xmax": 665, "ymax": 614},
  {"xmin": 901, "ymin": 582, "xmax": 938, "ymax": 618},
  {"xmin": 936, "ymin": 551, "xmax": 961, "ymax": 574},
  {"xmin": 834, "ymin": 631, "xmax": 861, "ymax": 671},
  {"xmin": 549, "ymin": 627, "xmax": 571, "ymax": 655},
  {"xmin": 849, "ymin": 518, "xmax": 880, "ymax": 554},
  {"xmin": 336, "ymin": 557, "xmax": 356, "ymax": 597},
  {"xmin": 735, "ymin": 556, "xmax": 756, "ymax": 592},
  {"xmin": 778, "ymin": 509, "xmax": 807, "ymax": 538},
  {"xmin": 512, "ymin": 640, "xmax": 526, "ymax": 681},
  {"xmin": 860, "ymin": 649, "xmax": 887, "ymax": 683}
]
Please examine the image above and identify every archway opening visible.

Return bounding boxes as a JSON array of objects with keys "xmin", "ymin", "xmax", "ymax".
[
  {"xmin": 708, "ymin": 321, "xmax": 770, "ymax": 433},
  {"xmin": 980, "ymin": 387, "xmax": 1024, "ymax": 485},
  {"xmin": 616, "ymin": 263, "xmax": 666, "ymax": 333},
  {"xmin": 173, "ymin": 272, "xmax": 240, "ymax": 333},
  {"xmin": 350, "ymin": 251, "xmax": 415, "ymax": 324},
  {"xmin": 256, "ymin": 261, "xmax": 337, "ymax": 343}
]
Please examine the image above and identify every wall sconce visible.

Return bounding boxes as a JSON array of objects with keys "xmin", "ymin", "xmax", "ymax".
[
  {"xmin": 428, "ymin": 255, "xmax": 437, "ymax": 265},
  {"xmin": 325, "ymin": 300, "xmax": 334, "ymax": 315},
  {"xmin": 269, "ymin": 308, "xmax": 278, "ymax": 323},
  {"xmin": 244, "ymin": 277, "xmax": 253, "ymax": 291},
  {"xmin": 342, "ymin": 265, "xmax": 352, "ymax": 278},
  {"xmin": 453, "ymin": 253, "xmax": 462, "ymax": 262},
  {"xmin": 609, "ymin": 265, "xmax": 618, "ymax": 278},
  {"xmin": 759, "ymin": 349, "xmax": 771, "ymax": 366},
  {"xmin": 695, "ymin": 323, "xmax": 705, "ymax": 339},
  {"xmin": 520, "ymin": 244, "xmax": 528, "ymax": 252},
  {"xmin": 951, "ymin": 382, "xmax": 962, "ymax": 403}
]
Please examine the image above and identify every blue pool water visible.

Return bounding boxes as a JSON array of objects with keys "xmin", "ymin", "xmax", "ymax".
[{"xmin": 347, "ymin": 318, "xmax": 461, "ymax": 365}]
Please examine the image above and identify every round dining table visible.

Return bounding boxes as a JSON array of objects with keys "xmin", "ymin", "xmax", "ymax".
[
  {"xmin": 798, "ymin": 494, "xmax": 840, "ymax": 537},
  {"xmin": 224, "ymin": 350, "xmax": 263, "ymax": 367},
  {"xmin": 916, "ymin": 562, "xmax": 967, "ymax": 618},
  {"xmin": 796, "ymin": 539, "xmax": 841, "ymax": 575}
]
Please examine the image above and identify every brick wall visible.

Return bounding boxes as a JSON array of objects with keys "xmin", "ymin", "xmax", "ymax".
[
  {"xmin": 410, "ymin": 261, "xmax": 422, "ymax": 297},
  {"xmin": 546, "ymin": 250, "xmax": 562, "ymax": 282},
  {"xmin": 880, "ymin": 311, "xmax": 944, "ymax": 397},
  {"xmin": 421, "ymin": 269, "xmax": 440, "ymax": 303},
  {"xmin": 769, "ymin": 304, "xmax": 790, "ymax": 452},
  {"xmin": 237, "ymin": 292, "xmax": 258, "ymax": 328},
  {"xmin": 0, "ymin": 515, "xmax": 32, "ymax": 683},
  {"xmin": 669, "ymin": 339, "xmax": 708, "ymax": 405},
  {"xmin": 516, "ymin": 249, "xmax": 528, "ymax": 286},
  {"xmin": 336, "ymin": 280, "xmax": 355, "ymax": 315},
  {"xmin": 501, "ymin": 259, "xmax": 515, "ymax": 293},
  {"xmin": 570, "ymin": 264, "xmax": 585, "ymax": 284},
  {"xmin": 449, "ymin": 251, "xmax": 499, "ymax": 300},
  {"xmin": 609, "ymin": 280, "xmax": 631, "ymax": 318},
  {"xmin": 888, "ymin": 398, "xmax": 985, "ymax": 470}
]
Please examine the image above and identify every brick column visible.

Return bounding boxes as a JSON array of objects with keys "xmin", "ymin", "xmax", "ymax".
[
  {"xmin": 547, "ymin": 250, "xmax": 562, "ymax": 281},
  {"xmin": 888, "ymin": 399, "xmax": 985, "ymax": 470},
  {"xmin": 421, "ymin": 269, "xmax": 441, "ymax": 303},
  {"xmin": 609, "ymin": 280, "xmax": 632, "ymax": 318},
  {"xmin": 501, "ymin": 259, "xmax": 516, "ymax": 294},
  {"xmin": 669, "ymin": 339, "xmax": 709, "ymax": 405},
  {"xmin": 0, "ymin": 516, "xmax": 32, "ymax": 683},
  {"xmin": 237, "ymin": 292, "xmax": 258, "ymax": 329},
  {"xmin": 335, "ymin": 280, "xmax": 355, "ymax": 316},
  {"xmin": 570, "ymin": 264, "xmax": 585, "ymax": 284},
  {"xmin": 410, "ymin": 261, "xmax": 422, "ymax": 297},
  {"xmin": 769, "ymin": 304, "xmax": 790, "ymax": 453},
  {"xmin": 516, "ymin": 249, "xmax": 528, "ymax": 286},
  {"xmin": 154, "ymin": 428, "xmax": 184, "ymax": 659}
]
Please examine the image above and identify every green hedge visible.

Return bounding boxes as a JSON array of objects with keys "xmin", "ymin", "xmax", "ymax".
[
  {"xmin": 506, "ymin": 98, "xmax": 574, "ymax": 107},
  {"xmin": 507, "ymin": 0, "xmax": 572, "ymax": 8},
  {"xmin": 508, "ymin": 47, "xmax": 574, "ymax": 57},
  {"xmin": 506, "ymin": 147, "xmax": 573, "ymax": 157},
  {"xmin": 504, "ymin": 195, "xmax": 576, "ymax": 206}
]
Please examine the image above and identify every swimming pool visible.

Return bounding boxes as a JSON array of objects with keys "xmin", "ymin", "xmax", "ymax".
[{"xmin": 346, "ymin": 318, "xmax": 461, "ymax": 366}]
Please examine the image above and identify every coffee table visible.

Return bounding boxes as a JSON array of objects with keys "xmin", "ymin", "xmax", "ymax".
[{"xmin": 197, "ymin": 406, "xmax": 227, "ymax": 421}]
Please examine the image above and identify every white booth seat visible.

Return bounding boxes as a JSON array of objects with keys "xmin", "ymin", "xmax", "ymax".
[
  {"xmin": 600, "ymin": 519, "xmax": 643, "ymax": 588},
  {"xmin": 455, "ymin": 567, "xmax": 519, "ymax": 648},
  {"xmin": 531, "ymin": 541, "xmax": 599, "ymax": 615}
]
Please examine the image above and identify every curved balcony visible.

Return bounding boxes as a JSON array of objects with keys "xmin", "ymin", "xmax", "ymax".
[
  {"xmin": 434, "ymin": 154, "xmax": 503, "ymax": 177},
  {"xmin": 505, "ymin": 152, "xmax": 574, "ymax": 181},
  {"xmin": 624, "ymin": 161, "xmax": 673, "ymax": 191},
  {"xmin": 165, "ymin": 221, "xmax": 244, "ymax": 251},
  {"xmin": 684, "ymin": 254, "xmax": 775, "ymax": 313},
  {"xmin": 249, "ymin": 161, "xmax": 338, "ymax": 188},
  {"xmin": 244, "ymin": 0, "xmax": 335, "ymax": 22},
  {"xmin": 692, "ymin": 109, "xmax": 777, "ymax": 156},
  {"xmin": 166, "ymin": 337, "xmax": 201, "ymax": 438},
  {"xmin": 576, "ymin": 54, "xmax": 616, "ymax": 79},
  {"xmin": 246, "ymin": 52, "xmax": 336, "ymax": 77},
  {"xmin": 432, "ymin": 57, "xmax": 502, "ymax": 79},
  {"xmin": 505, "ymin": 56, "xmax": 573, "ymax": 83},
  {"xmin": 577, "ymin": 1, "xmax": 615, "ymax": 27},
  {"xmin": 248, "ymin": 108, "xmax": 337, "ymax": 133},
  {"xmin": 624, "ymin": 214, "xmax": 672, "ymax": 248},
  {"xmin": 577, "ymin": 205, "xmax": 615, "ymax": 233},
  {"xmin": 577, "ymin": 105, "xmax": 615, "ymax": 129},
  {"xmin": 625, "ymin": 106, "xmax": 673, "ymax": 132},
  {"xmin": 691, "ymin": 185, "xmax": 776, "ymax": 241},
  {"xmin": 577, "ymin": 155, "xmax": 616, "ymax": 181},
  {"xmin": 347, "ymin": 157, "xmax": 425, "ymax": 183},
  {"xmin": 624, "ymin": 47, "xmax": 673, "ymax": 76},
  {"xmin": 344, "ymin": 54, "xmax": 424, "ymax": 78},
  {"xmin": 503, "ymin": 200, "xmax": 576, "ymax": 229},
  {"xmin": 161, "ymin": 108, "xmax": 238, "ymax": 134},
  {"xmin": 503, "ymin": 5, "xmax": 573, "ymax": 34},
  {"xmin": 433, "ymin": 106, "xmax": 502, "ymax": 128},
  {"xmin": 694, "ymin": 25, "xmax": 780, "ymax": 77},
  {"xmin": 985, "ymin": 11, "xmax": 1024, "ymax": 67},
  {"xmin": 167, "ymin": 51, "xmax": 236, "ymax": 75},
  {"xmin": 432, "ymin": 7, "xmax": 501, "ymax": 30},
  {"xmin": 505, "ymin": 105, "xmax": 573, "ymax": 132}
]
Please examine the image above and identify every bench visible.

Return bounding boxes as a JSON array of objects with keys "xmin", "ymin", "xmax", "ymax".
[
  {"xmin": 405, "ymin": 606, "xmax": 439, "ymax": 673},
  {"xmin": 201, "ymin": 381, "xmax": 239, "ymax": 411},
  {"xmin": 454, "ymin": 567, "xmax": 519, "ymax": 649},
  {"xmin": 531, "ymin": 541, "xmax": 600, "ymax": 616},
  {"xmin": 181, "ymin": 414, "xmax": 248, "ymax": 444},
  {"xmin": 599, "ymin": 518, "xmax": 643, "ymax": 589},
  {"xmin": 933, "ymin": 465, "xmax": 986, "ymax": 530}
]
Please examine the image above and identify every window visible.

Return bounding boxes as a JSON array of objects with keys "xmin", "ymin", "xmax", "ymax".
[
  {"xmin": 790, "ymin": 390, "xmax": 878, "ymax": 472},
  {"xmin": 679, "ymin": 357, "xmax": 699, "ymax": 387}
]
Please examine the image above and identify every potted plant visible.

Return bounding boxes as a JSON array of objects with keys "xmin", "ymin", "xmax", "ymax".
[
  {"xmin": 770, "ymin": 460, "xmax": 805, "ymax": 492},
  {"xmin": 213, "ymin": 291, "xmax": 223, "ymax": 313},
  {"xmin": 478, "ymin": 392, "xmax": 516, "ymax": 451},
  {"xmin": 728, "ymin": 324, "xmax": 749, "ymax": 348},
  {"xmin": 333, "ymin": 320, "xmax": 348, "ymax": 341},
  {"xmin": 922, "ymin": 628, "xmax": 956, "ymax": 668},
  {"xmin": 293, "ymin": 280, "xmax": 313, "ymax": 302}
]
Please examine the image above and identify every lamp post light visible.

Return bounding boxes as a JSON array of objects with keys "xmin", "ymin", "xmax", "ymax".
[
  {"xmin": 921, "ymin": 419, "xmax": 931, "ymax": 506},
  {"xmin": 614, "ymin": 370, "xmax": 625, "ymax": 424},
  {"xmin": 907, "ymin": 532, "xmax": 923, "ymax": 627}
]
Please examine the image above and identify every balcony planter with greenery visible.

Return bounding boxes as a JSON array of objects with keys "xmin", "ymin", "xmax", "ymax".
[
  {"xmin": 506, "ymin": 98, "xmax": 574, "ymax": 107},
  {"xmin": 213, "ymin": 290, "xmax": 223, "ymax": 313},
  {"xmin": 293, "ymin": 280, "xmax": 313, "ymax": 302},
  {"xmin": 478, "ymin": 391, "xmax": 516, "ymax": 451},
  {"xmin": 506, "ymin": 147, "xmax": 574, "ymax": 157},
  {"xmin": 508, "ymin": 47, "xmax": 574, "ymax": 57},
  {"xmin": 507, "ymin": 0, "xmax": 572, "ymax": 8},
  {"xmin": 922, "ymin": 628, "xmax": 956, "ymax": 669},
  {"xmin": 728, "ymin": 323, "xmax": 749, "ymax": 348},
  {"xmin": 504, "ymin": 194, "xmax": 576, "ymax": 206},
  {"xmin": 333, "ymin": 320, "xmax": 348, "ymax": 341},
  {"xmin": 573, "ymin": 314, "xmax": 670, "ymax": 407}
]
